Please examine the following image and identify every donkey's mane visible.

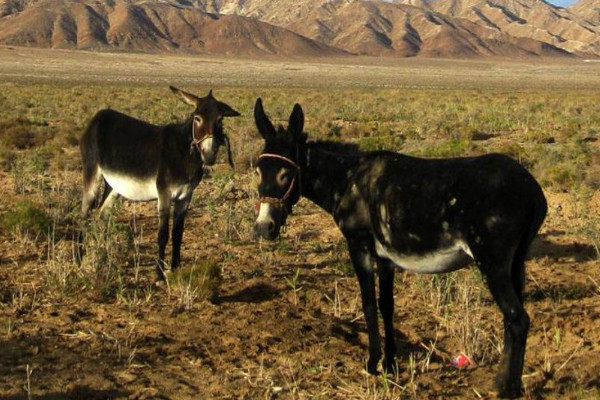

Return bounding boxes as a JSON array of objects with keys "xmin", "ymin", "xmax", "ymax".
[{"xmin": 309, "ymin": 140, "xmax": 362, "ymax": 156}]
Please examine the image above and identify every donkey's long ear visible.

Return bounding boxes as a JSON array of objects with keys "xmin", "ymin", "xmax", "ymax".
[
  {"xmin": 218, "ymin": 101, "xmax": 241, "ymax": 118},
  {"xmin": 254, "ymin": 98, "xmax": 276, "ymax": 139},
  {"xmin": 288, "ymin": 103, "xmax": 304, "ymax": 141},
  {"xmin": 170, "ymin": 86, "xmax": 199, "ymax": 107}
]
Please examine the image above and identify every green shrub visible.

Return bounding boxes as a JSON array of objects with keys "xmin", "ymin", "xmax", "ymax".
[
  {"xmin": 0, "ymin": 118, "xmax": 53, "ymax": 149},
  {"xmin": 168, "ymin": 258, "xmax": 222, "ymax": 308},
  {"xmin": 1, "ymin": 200, "xmax": 52, "ymax": 238}
]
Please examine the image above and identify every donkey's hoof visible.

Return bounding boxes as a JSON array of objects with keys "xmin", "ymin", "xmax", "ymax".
[
  {"xmin": 495, "ymin": 380, "xmax": 523, "ymax": 399},
  {"xmin": 366, "ymin": 359, "xmax": 380, "ymax": 375},
  {"xmin": 154, "ymin": 271, "xmax": 170, "ymax": 286},
  {"xmin": 383, "ymin": 359, "xmax": 399, "ymax": 375}
]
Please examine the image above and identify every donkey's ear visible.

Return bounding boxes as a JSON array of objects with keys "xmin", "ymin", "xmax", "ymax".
[
  {"xmin": 254, "ymin": 98, "xmax": 276, "ymax": 139},
  {"xmin": 170, "ymin": 86, "xmax": 199, "ymax": 107},
  {"xmin": 288, "ymin": 103, "xmax": 304, "ymax": 141},
  {"xmin": 218, "ymin": 102, "xmax": 241, "ymax": 117}
]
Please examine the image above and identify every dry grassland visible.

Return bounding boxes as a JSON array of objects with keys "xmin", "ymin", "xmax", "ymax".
[{"xmin": 0, "ymin": 47, "xmax": 599, "ymax": 399}]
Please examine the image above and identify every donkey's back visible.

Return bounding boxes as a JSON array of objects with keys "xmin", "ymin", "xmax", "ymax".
[
  {"xmin": 80, "ymin": 109, "xmax": 164, "ymax": 177},
  {"xmin": 345, "ymin": 151, "xmax": 547, "ymax": 275}
]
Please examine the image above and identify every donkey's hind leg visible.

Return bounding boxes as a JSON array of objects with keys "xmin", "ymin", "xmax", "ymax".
[
  {"xmin": 348, "ymin": 239, "xmax": 382, "ymax": 375},
  {"xmin": 81, "ymin": 164, "xmax": 103, "ymax": 218},
  {"xmin": 171, "ymin": 196, "xmax": 191, "ymax": 271},
  {"xmin": 156, "ymin": 191, "xmax": 172, "ymax": 281},
  {"xmin": 479, "ymin": 252, "xmax": 530, "ymax": 399},
  {"xmin": 99, "ymin": 182, "xmax": 119, "ymax": 219}
]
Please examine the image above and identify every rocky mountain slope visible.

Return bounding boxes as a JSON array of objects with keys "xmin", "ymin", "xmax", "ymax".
[
  {"xmin": 0, "ymin": 0, "xmax": 345, "ymax": 56},
  {"xmin": 569, "ymin": 0, "xmax": 600, "ymax": 24},
  {"xmin": 0, "ymin": 0, "xmax": 597, "ymax": 57},
  {"xmin": 426, "ymin": 0, "xmax": 600, "ymax": 56}
]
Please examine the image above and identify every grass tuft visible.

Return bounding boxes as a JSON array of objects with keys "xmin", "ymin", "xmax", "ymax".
[{"xmin": 167, "ymin": 257, "xmax": 222, "ymax": 309}]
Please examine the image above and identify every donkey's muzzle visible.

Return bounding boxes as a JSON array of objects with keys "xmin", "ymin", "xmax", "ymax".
[{"xmin": 254, "ymin": 220, "xmax": 279, "ymax": 241}]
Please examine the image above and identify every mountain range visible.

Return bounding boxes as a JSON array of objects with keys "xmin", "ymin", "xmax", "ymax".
[{"xmin": 0, "ymin": 0, "xmax": 599, "ymax": 58}]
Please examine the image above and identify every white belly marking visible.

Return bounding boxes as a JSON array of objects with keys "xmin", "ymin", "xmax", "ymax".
[
  {"xmin": 102, "ymin": 169, "xmax": 159, "ymax": 201},
  {"xmin": 375, "ymin": 239, "xmax": 473, "ymax": 274},
  {"xmin": 102, "ymin": 168, "xmax": 196, "ymax": 202}
]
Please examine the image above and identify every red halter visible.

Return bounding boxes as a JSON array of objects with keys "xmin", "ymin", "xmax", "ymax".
[{"xmin": 257, "ymin": 153, "xmax": 300, "ymax": 208}]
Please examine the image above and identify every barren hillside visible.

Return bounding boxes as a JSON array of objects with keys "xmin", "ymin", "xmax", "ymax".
[
  {"xmin": 428, "ymin": 0, "xmax": 600, "ymax": 56},
  {"xmin": 0, "ymin": 0, "xmax": 598, "ymax": 57},
  {"xmin": 569, "ymin": 0, "xmax": 600, "ymax": 24},
  {"xmin": 195, "ymin": 0, "xmax": 572, "ymax": 57},
  {"xmin": 0, "ymin": 0, "xmax": 345, "ymax": 56}
]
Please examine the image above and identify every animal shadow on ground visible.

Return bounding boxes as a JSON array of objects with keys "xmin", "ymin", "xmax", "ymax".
[
  {"xmin": 330, "ymin": 320, "xmax": 430, "ymax": 364},
  {"xmin": 215, "ymin": 282, "xmax": 281, "ymax": 304},
  {"xmin": 528, "ymin": 232, "xmax": 598, "ymax": 262}
]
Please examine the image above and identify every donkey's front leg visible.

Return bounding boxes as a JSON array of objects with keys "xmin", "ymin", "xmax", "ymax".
[
  {"xmin": 156, "ymin": 191, "xmax": 171, "ymax": 281},
  {"xmin": 171, "ymin": 197, "xmax": 191, "ymax": 271},
  {"xmin": 375, "ymin": 256, "xmax": 397, "ymax": 373},
  {"xmin": 348, "ymin": 239, "xmax": 382, "ymax": 374}
]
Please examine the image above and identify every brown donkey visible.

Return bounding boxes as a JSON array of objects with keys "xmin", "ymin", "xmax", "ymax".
[{"xmin": 80, "ymin": 86, "xmax": 240, "ymax": 280}]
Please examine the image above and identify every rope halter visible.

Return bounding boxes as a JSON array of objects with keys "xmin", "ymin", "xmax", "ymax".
[
  {"xmin": 190, "ymin": 117, "xmax": 234, "ymax": 168},
  {"xmin": 189, "ymin": 117, "xmax": 213, "ymax": 155},
  {"xmin": 257, "ymin": 153, "xmax": 300, "ymax": 208}
]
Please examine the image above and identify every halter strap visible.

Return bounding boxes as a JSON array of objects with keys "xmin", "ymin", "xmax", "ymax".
[
  {"xmin": 257, "ymin": 153, "xmax": 299, "ymax": 169},
  {"xmin": 257, "ymin": 153, "xmax": 300, "ymax": 207},
  {"xmin": 189, "ymin": 120, "xmax": 213, "ymax": 155}
]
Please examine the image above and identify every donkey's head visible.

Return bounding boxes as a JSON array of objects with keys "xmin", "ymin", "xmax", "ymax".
[
  {"xmin": 170, "ymin": 86, "xmax": 240, "ymax": 166},
  {"xmin": 253, "ymin": 98, "xmax": 306, "ymax": 240}
]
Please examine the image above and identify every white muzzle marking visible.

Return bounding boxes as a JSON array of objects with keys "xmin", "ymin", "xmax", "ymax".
[
  {"xmin": 200, "ymin": 137, "xmax": 215, "ymax": 163},
  {"xmin": 256, "ymin": 203, "xmax": 274, "ymax": 225}
]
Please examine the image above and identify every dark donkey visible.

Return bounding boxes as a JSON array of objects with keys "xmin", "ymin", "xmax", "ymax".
[
  {"xmin": 253, "ymin": 98, "xmax": 547, "ymax": 398},
  {"xmin": 80, "ymin": 86, "xmax": 240, "ymax": 280}
]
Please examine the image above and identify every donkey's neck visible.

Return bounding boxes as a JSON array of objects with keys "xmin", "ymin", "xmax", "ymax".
[
  {"xmin": 163, "ymin": 118, "xmax": 203, "ymax": 179},
  {"xmin": 301, "ymin": 142, "xmax": 360, "ymax": 215},
  {"xmin": 167, "ymin": 117, "xmax": 203, "ymax": 165}
]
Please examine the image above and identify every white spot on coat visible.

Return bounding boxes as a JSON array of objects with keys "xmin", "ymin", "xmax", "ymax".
[
  {"xmin": 408, "ymin": 233, "xmax": 421, "ymax": 242},
  {"xmin": 485, "ymin": 216, "xmax": 500, "ymax": 230},
  {"xmin": 379, "ymin": 204, "xmax": 392, "ymax": 244}
]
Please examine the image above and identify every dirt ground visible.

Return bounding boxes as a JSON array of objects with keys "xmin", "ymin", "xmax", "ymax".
[
  {"xmin": 0, "ymin": 48, "xmax": 599, "ymax": 399},
  {"xmin": 1, "ymin": 170, "xmax": 599, "ymax": 399}
]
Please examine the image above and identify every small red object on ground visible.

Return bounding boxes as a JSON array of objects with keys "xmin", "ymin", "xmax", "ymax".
[{"xmin": 451, "ymin": 353, "xmax": 471, "ymax": 369}]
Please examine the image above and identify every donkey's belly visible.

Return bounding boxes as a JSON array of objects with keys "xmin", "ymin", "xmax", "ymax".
[
  {"xmin": 374, "ymin": 239, "xmax": 473, "ymax": 274},
  {"xmin": 102, "ymin": 170, "xmax": 159, "ymax": 201}
]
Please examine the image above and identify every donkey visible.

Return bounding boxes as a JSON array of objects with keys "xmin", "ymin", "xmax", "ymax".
[
  {"xmin": 80, "ymin": 86, "xmax": 240, "ymax": 280},
  {"xmin": 252, "ymin": 98, "xmax": 547, "ymax": 398}
]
